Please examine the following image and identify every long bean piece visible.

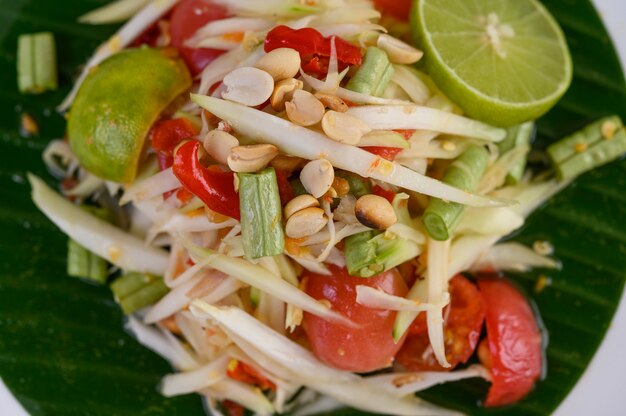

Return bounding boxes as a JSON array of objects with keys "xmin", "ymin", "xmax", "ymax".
[
  {"xmin": 422, "ymin": 145, "xmax": 490, "ymax": 241},
  {"xmin": 346, "ymin": 47, "xmax": 394, "ymax": 97},
  {"xmin": 548, "ymin": 116, "xmax": 626, "ymax": 180},
  {"xmin": 238, "ymin": 168, "xmax": 285, "ymax": 259},
  {"xmin": 498, "ymin": 121, "xmax": 534, "ymax": 184}
]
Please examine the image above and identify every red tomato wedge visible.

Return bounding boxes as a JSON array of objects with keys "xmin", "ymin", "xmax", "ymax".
[
  {"xmin": 170, "ymin": 0, "xmax": 229, "ymax": 75},
  {"xmin": 478, "ymin": 276, "xmax": 543, "ymax": 407},
  {"xmin": 373, "ymin": 0, "xmax": 412, "ymax": 21},
  {"xmin": 303, "ymin": 266, "xmax": 408, "ymax": 373},
  {"xmin": 371, "ymin": 185, "xmax": 395, "ymax": 204},
  {"xmin": 362, "ymin": 146, "xmax": 404, "ymax": 161},
  {"xmin": 396, "ymin": 275, "xmax": 485, "ymax": 371}
]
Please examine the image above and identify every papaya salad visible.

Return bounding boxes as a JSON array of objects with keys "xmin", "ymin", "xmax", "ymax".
[{"xmin": 25, "ymin": 0, "xmax": 626, "ymax": 414}]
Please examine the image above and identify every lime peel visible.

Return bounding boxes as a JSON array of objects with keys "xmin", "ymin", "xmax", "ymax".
[
  {"xmin": 412, "ymin": 0, "xmax": 573, "ymax": 127},
  {"xmin": 68, "ymin": 47, "xmax": 191, "ymax": 182}
]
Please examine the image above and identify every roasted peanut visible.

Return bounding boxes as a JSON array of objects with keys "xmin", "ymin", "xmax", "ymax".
[
  {"xmin": 355, "ymin": 194, "xmax": 397, "ymax": 230},
  {"xmin": 227, "ymin": 144, "xmax": 279, "ymax": 173},
  {"xmin": 314, "ymin": 92, "xmax": 349, "ymax": 113},
  {"xmin": 377, "ymin": 34, "xmax": 424, "ymax": 65},
  {"xmin": 321, "ymin": 110, "xmax": 371, "ymax": 145},
  {"xmin": 300, "ymin": 159, "xmax": 334, "ymax": 198},
  {"xmin": 221, "ymin": 67, "xmax": 274, "ymax": 107},
  {"xmin": 284, "ymin": 194, "xmax": 320, "ymax": 219},
  {"xmin": 285, "ymin": 90, "xmax": 325, "ymax": 126},
  {"xmin": 285, "ymin": 207, "xmax": 328, "ymax": 238},
  {"xmin": 270, "ymin": 78, "xmax": 304, "ymax": 112},
  {"xmin": 203, "ymin": 130, "xmax": 239, "ymax": 165},
  {"xmin": 269, "ymin": 154, "xmax": 306, "ymax": 173},
  {"xmin": 255, "ymin": 48, "xmax": 301, "ymax": 81},
  {"xmin": 331, "ymin": 176, "xmax": 350, "ymax": 197}
]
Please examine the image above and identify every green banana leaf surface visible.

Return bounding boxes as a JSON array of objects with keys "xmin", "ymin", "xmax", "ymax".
[{"xmin": 1, "ymin": 0, "xmax": 625, "ymax": 415}]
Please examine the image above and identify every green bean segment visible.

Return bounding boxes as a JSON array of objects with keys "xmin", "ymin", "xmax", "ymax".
[
  {"xmin": 498, "ymin": 122, "xmax": 535, "ymax": 184},
  {"xmin": 548, "ymin": 116, "xmax": 626, "ymax": 180},
  {"xmin": 238, "ymin": 168, "xmax": 285, "ymax": 259},
  {"xmin": 346, "ymin": 47, "xmax": 394, "ymax": 97},
  {"xmin": 110, "ymin": 272, "xmax": 169, "ymax": 314},
  {"xmin": 423, "ymin": 145, "xmax": 490, "ymax": 241},
  {"xmin": 17, "ymin": 32, "xmax": 57, "ymax": 94}
]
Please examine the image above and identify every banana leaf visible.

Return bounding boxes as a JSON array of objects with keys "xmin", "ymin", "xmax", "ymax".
[{"xmin": 0, "ymin": 0, "xmax": 625, "ymax": 415}]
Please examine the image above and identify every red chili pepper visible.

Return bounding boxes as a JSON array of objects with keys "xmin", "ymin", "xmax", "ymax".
[
  {"xmin": 265, "ymin": 25, "xmax": 362, "ymax": 73},
  {"xmin": 150, "ymin": 118, "xmax": 199, "ymax": 157},
  {"xmin": 362, "ymin": 146, "xmax": 404, "ymax": 161},
  {"xmin": 316, "ymin": 34, "xmax": 363, "ymax": 66},
  {"xmin": 172, "ymin": 141, "xmax": 240, "ymax": 220},
  {"xmin": 265, "ymin": 25, "xmax": 321, "ymax": 57},
  {"xmin": 301, "ymin": 56, "xmax": 328, "ymax": 75},
  {"xmin": 275, "ymin": 169, "xmax": 294, "ymax": 206},
  {"xmin": 372, "ymin": 185, "xmax": 395, "ymax": 204}
]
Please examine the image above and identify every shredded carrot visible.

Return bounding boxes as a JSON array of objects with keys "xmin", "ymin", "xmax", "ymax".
[
  {"xmin": 222, "ymin": 32, "xmax": 245, "ymax": 42},
  {"xmin": 285, "ymin": 237, "xmax": 305, "ymax": 255},
  {"xmin": 159, "ymin": 316, "xmax": 182, "ymax": 335}
]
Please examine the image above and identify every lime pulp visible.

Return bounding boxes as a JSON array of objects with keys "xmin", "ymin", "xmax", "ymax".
[{"xmin": 411, "ymin": 0, "xmax": 573, "ymax": 126}]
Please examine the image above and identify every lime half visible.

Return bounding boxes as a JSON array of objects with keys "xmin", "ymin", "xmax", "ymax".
[
  {"xmin": 68, "ymin": 48, "xmax": 191, "ymax": 183},
  {"xmin": 411, "ymin": 0, "xmax": 572, "ymax": 126}
]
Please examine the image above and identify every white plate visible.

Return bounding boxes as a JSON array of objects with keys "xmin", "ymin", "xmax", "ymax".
[{"xmin": 2, "ymin": 0, "xmax": 626, "ymax": 414}]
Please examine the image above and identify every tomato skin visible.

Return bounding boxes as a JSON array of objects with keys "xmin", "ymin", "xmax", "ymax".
[
  {"xmin": 303, "ymin": 266, "xmax": 408, "ymax": 373},
  {"xmin": 264, "ymin": 25, "xmax": 362, "ymax": 76},
  {"xmin": 274, "ymin": 169, "xmax": 294, "ymax": 206},
  {"xmin": 170, "ymin": 0, "xmax": 228, "ymax": 74},
  {"xmin": 362, "ymin": 146, "xmax": 404, "ymax": 161},
  {"xmin": 371, "ymin": 185, "xmax": 395, "ymax": 204},
  {"xmin": 222, "ymin": 400, "xmax": 244, "ymax": 416},
  {"xmin": 373, "ymin": 0, "xmax": 412, "ymax": 21},
  {"xmin": 478, "ymin": 276, "xmax": 543, "ymax": 407},
  {"xmin": 396, "ymin": 275, "xmax": 485, "ymax": 371},
  {"xmin": 394, "ymin": 129, "xmax": 416, "ymax": 140}
]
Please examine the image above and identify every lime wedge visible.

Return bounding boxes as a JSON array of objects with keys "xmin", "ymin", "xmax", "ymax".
[
  {"xmin": 68, "ymin": 48, "xmax": 191, "ymax": 182},
  {"xmin": 411, "ymin": 0, "xmax": 572, "ymax": 126}
]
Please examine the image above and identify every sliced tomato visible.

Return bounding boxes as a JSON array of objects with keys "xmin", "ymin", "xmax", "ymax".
[
  {"xmin": 274, "ymin": 169, "xmax": 294, "ymax": 206},
  {"xmin": 222, "ymin": 400, "xmax": 244, "ymax": 416},
  {"xmin": 372, "ymin": 185, "xmax": 395, "ymax": 204},
  {"xmin": 362, "ymin": 146, "xmax": 404, "ymax": 161},
  {"xmin": 303, "ymin": 266, "xmax": 408, "ymax": 373},
  {"xmin": 478, "ymin": 276, "xmax": 543, "ymax": 407},
  {"xmin": 131, "ymin": 20, "xmax": 163, "ymax": 47},
  {"xmin": 373, "ymin": 0, "xmax": 412, "ymax": 21},
  {"xmin": 395, "ymin": 129, "xmax": 416, "ymax": 140},
  {"xmin": 396, "ymin": 275, "xmax": 485, "ymax": 371},
  {"xmin": 170, "ymin": 0, "xmax": 229, "ymax": 75}
]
